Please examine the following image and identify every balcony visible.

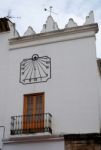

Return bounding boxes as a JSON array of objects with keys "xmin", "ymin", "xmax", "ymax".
[{"xmin": 10, "ymin": 113, "xmax": 52, "ymax": 135}]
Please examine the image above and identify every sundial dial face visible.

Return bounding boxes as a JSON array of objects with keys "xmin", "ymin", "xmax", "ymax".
[{"xmin": 20, "ymin": 54, "xmax": 51, "ymax": 84}]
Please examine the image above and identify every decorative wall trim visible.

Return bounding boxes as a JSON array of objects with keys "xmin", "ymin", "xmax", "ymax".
[{"xmin": 64, "ymin": 133, "xmax": 101, "ymax": 142}]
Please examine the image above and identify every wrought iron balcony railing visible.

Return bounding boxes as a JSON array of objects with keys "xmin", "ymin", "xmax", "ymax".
[{"xmin": 10, "ymin": 113, "xmax": 52, "ymax": 135}]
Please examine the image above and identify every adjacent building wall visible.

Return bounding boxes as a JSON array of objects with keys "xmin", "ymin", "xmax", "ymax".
[{"xmin": 97, "ymin": 59, "xmax": 101, "ymax": 132}]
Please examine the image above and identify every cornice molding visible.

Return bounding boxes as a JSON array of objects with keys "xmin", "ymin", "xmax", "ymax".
[{"xmin": 9, "ymin": 23, "xmax": 98, "ymax": 50}]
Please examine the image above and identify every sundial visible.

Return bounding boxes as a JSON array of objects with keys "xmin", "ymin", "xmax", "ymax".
[{"xmin": 20, "ymin": 54, "xmax": 51, "ymax": 84}]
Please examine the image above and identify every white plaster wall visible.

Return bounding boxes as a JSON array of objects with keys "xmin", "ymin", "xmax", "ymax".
[
  {"xmin": 0, "ymin": 29, "xmax": 100, "ymax": 138},
  {"xmin": 3, "ymin": 141, "xmax": 64, "ymax": 150},
  {"xmin": 0, "ymin": 32, "xmax": 10, "ymax": 129},
  {"xmin": 0, "ymin": 31, "xmax": 12, "ymax": 149}
]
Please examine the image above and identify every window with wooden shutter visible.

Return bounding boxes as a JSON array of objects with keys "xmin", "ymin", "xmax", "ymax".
[{"xmin": 23, "ymin": 92, "xmax": 44, "ymax": 132}]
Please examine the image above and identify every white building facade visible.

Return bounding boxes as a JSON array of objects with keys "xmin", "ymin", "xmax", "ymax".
[{"xmin": 0, "ymin": 12, "xmax": 101, "ymax": 150}]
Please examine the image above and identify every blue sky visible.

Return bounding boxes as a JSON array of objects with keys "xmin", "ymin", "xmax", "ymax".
[{"xmin": 0, "ymin": 0, "xmax": 101, "ymax": 57}]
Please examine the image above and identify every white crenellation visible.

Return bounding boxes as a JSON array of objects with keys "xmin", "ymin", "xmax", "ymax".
[
  {"xmin": 84, "ymin": 11, "xmax": 95, "ymax": 25},
  {"xmin": 22, "ymin": 11, "xmax": 95, "ymax": 35},
  {"xmin": 41, "ymin": 15, "xmax": 58, "ymax": 33},
  {"xmin": 24, "ymin": 26, "xmax": 36, "ymax": 36},
  {"xmin": 65, "ymin": 18, "xmax": 77, "ymax": 28}
]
